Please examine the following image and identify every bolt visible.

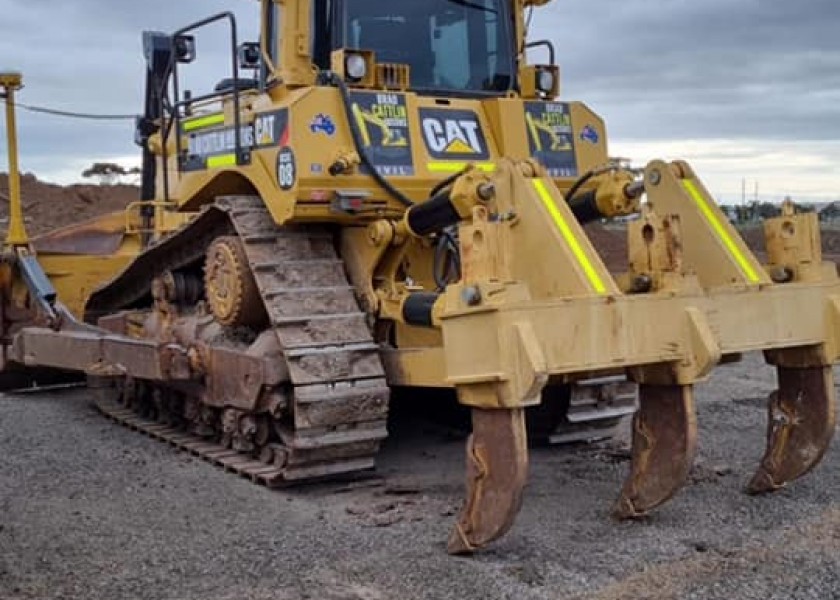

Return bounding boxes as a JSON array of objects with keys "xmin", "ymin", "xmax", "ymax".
[
  {"xmin": 630, "ymin": 274, "xmax": 653, "ymax": 294},
  {"xmin": 461, "ymin": 286, "xmax": 482, "ymax": 306},
  {"xmin": 769, "ymin": 266, "xmax": 794, "ymax": 284},
  {"xmin": 648, "ymin": 169, "xmax": 662, "ymax": 186},
  {"xmin": 476, "ymin": 183, "xmax": 496, "ymax": 202}
]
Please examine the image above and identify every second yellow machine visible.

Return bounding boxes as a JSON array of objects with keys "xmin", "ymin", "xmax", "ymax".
[{"xmin": 2, "ymin": 0, "xmax": 838, "ymax": 555}]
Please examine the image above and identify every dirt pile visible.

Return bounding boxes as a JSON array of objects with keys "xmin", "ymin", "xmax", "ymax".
[
  {"xmin": 587, "ymin": 221, "xmax": 840, "ymax": 272},
  {"xmin": 0, "ymin": 172, "xmax": 139, "ymax": 235},
  {"xmin": 740, "ymin": 223, "xmax": 840, "ymax": 260},
  {"xmin": 585, "ymin": 223, "xmax": 628, "ymax": 272}
]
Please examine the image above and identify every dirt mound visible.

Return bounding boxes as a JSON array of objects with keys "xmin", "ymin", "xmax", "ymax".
[
  {"xmin": 585, "ymin": 223, "xmax": 628, "ymax": 272},
  {"xmin": 586, "ymin": 222, "xmax": 840, "ymax": 273},
  {"xmin": 739, "ymin": 224, "xmax": 840, "ymax": 261},
  {"xmin": 0, "ymin": 173, "xmax": 139, "ymax": 235}
]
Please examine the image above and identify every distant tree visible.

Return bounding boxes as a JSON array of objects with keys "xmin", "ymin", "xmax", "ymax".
[
  {"xmin": 753, "ymin": 201, "xmax": 780, "ymax": 220},
  {"xmin": 719, "ymin": 204, "xmax": 738, "ymax": 223},
  {"xmin": 734, "ymin": 205, "xmax": 751, "ymax": 223},
  {"xmin": 81, "ymin": 162, "xmax": 141, "ymax": 185},
  {"xmin": 819, "ymin": 203, "xmax": 840, "ymax": 222}
]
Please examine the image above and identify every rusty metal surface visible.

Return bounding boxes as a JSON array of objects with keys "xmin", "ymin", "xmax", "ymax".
[
  {"xmin": 94, "ymin": 392, "xmax": 292, "ymax": 487},
  {"xmin": 203, "ymin": 345, "xmax": 274, "ymax": 409},
  {"xmin": 84, "ymin": 207, "xmax": 231, "ymax": 322},
  {"xmin": 613, "ymin": 384, "xmax": 698, "ymax": 519},
  {"xmin": 32, "ymin": 212, "xmax": 128, "ymax": 256},
  {"xmin": 79, "ymin": 196, "xmax": 391, "ymax": 483},
  {"xmin": 748, "ymin": 366, "xmax": 837, "ymax": 494},
  {"xmin": 13, "ymin": 328, "xmax": 105, "ymax": 371},
  {"xmin": 96, "ymin": 311, "xmax": 129, "ymax": 335},
  {"xmin": 11, "ymin": 326, "xmax": 198, "ymax": 382},
  {"xmin": 447, "ymin": 408, "xmax": 528, "ymax": 555}
]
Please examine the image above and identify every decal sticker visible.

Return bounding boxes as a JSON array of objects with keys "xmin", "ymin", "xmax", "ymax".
[
  {"xmin": 181, "ymin": 109, "xmax": 289, "ymax": 172},
  {"xmin": 254, "ymin": 111, "xmax": 284, "ymax": 146},
  {"xmin": 419, "ymin": 108, "xmax": 490, "ymax": 161},
  {"xmin": 310, "ymin": 113, "xmax": 336, "ymax": 136},
  {"xmin": 524, "ymin": 102, "xmax": 578, "ymax": 178},
  {"xmin": 310, "ymin": 163, "xmax": 324, "ymax": 174},
  {"xmin": 580, "ymin": 124, "xmax": 600, "ymax": 145},
  {"xmin": 277, "ymin": 146, "xmax": 296, "ymax": 190},
  {"xmin": 348, "ymin": 92, "xmax": 414, "ymax": 176},
  {"xmin": 186, "ymin": 128, "xmax": 241, "ymax": 157}
]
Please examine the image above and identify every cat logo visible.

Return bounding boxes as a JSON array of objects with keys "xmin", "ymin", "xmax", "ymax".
[
  {"xmin": 419, "ymin": 108, "xmax": 490, "ymax": 160},
  {"xmin": 423, "ymin": 119, "xmax": 481, "ymax": 154},
  {"xmin": 254, "ymin": 113, "xmax": 277, "ymax": 146}
]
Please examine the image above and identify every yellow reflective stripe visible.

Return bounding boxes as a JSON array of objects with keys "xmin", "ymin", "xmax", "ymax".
[
  {"xmin": 532, "ymin": 179, "xmax": 608, "ymax": 295},
  {"xmin": 427, "ymin": 162, "xmax": 496, "ymax": 173},
  {"xmin": 681, "ymin": 179, "xmax": 761, "ymax": 284},
  {"xmin": 206, "ymin": 153, "xmax": 237, "ymax": 168},
  {"xmin": 183, "ymin": 113, "xmax": 225, "ymax": 132}
]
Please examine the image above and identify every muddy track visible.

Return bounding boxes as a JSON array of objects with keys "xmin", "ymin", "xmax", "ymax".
[
  {"xmin": 86, "ymin": 196, "xmax": 390, "ymax": 483},
  {"xmin": 95, "ymin": 394, "xmax": 289, "ymax": 486}
]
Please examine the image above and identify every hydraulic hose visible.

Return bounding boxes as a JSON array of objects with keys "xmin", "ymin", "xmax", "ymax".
[
  {"xmin": 429, "ymin": 168, "xmax": 467, "ymax": 198},
  {"xmin": 565, "ymin": 165, "xmax": 644, "ymax": 224},
  {"xmin": 565, "ymin": 166, "xmax": 611, "ymax": 206},
  {"xmin": 433, "ymin": 228, "xmax": 462, "ymax": 290}
]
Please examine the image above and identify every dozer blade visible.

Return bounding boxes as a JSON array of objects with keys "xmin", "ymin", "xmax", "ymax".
[
  {"xmin": 447, "ymin": 408, "xmax": 528, "ymax": 555},
  {"xmin": 613, "ymin": 385, "xmax": 697, "ymax": 519},
  {"xmin": 747, "ymin": 366, "xmax": 836, "ymax": 494}
]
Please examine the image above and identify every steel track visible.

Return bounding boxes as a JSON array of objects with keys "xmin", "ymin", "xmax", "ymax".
[{"xmin": 86, "ymin": 196, "xmax": 390, "ymax": 483}]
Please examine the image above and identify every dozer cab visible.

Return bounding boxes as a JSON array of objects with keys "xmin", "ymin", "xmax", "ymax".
[{"xmin": 1, "ymin": 0, "xmax": 838, "ymax": 555}]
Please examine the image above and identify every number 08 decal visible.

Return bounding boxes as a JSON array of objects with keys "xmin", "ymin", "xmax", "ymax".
[{"xmin": 277, "ymin": 146, "xmax": 297, "ymax": 190}]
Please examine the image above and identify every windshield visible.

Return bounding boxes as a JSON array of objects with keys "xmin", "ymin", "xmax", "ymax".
[{"xmin": 338, "ymin": 0, "xmax": 515, "ymax": 94}]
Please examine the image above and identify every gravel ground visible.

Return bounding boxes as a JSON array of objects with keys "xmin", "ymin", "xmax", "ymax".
[{"xmin": 2, "ymin": 354, "xmax": 840, "ymax": 600}]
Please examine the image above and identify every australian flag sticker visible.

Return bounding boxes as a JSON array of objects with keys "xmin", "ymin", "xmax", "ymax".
[{"xmin": 580, "ymin": 125, "xmax": 600, "ymax": 145}]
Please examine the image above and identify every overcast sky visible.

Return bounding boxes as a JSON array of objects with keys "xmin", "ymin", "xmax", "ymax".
[{"xmin": 1, "ymin": 0, "xmax": 838, "ymax": 203}]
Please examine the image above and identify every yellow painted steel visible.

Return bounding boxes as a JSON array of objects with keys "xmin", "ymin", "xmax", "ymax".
[
  {"xmin": 182, "ymin": 113, "xmax": 225, "ymax": 132},
  {"xmin": 681, "ymin": 179, "xmax": 762, "ymax": 284},
  {"xmin": 532, "ymin": 178, "xmax": 608, "ymax": 295},
  {"xmin": 428, "ymin": 162, "xmax": 497, "ymax": 174},
  {"xmin": 1, "ymin": 72, "xmax": 29, "ymax": 246},
  {"xmin": 206, "ymin": 154, "xmax": 238, "ymax": 168}
]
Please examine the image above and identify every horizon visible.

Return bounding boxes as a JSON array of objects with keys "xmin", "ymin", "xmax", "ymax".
[{"xmin": 2, "ymin": 168, "xmax": 834, "ymax": 208}]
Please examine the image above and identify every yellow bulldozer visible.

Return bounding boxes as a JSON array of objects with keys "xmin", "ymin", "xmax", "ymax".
[{"xmin": 1, "ymin": 0, "xmax": 838, "ymax": 555}]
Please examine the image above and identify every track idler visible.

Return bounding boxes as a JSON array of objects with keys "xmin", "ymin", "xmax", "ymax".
[
  {"xmin": 613, "ymin": 384, "xmax": 698, "ymax": 519},
  {"xmin": 447, "ymin": 408, "xmax": 528, "ymax": 555},
  {"xmin": 748, "ymin": 366, "xmax": 836, "ymax": 494}
]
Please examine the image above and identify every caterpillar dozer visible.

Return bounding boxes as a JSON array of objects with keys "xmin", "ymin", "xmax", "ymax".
[{"xmin": 1, "ymin": 0, "xmax": 838, "ymax": 555}]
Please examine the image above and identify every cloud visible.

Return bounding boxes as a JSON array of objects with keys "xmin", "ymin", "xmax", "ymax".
[
  {"xmin": 0, "ymin": 0, "xmax": 258, "ymax": 181},
  {"xmin": 0, "ymin": 0, "xmax": 838, "ymax": 199},
  {"xmin": 531, "ymin": 0, "xmax": 840, "ymax": 142},
  {"xmin": 613, "ymin": 139, "xmax": 840, "ymax": 203}
]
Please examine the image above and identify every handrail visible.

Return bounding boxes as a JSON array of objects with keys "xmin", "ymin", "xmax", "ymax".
[{"xmin": 169, "ymin": 12, "xmax": 244, "ymax": 175}]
